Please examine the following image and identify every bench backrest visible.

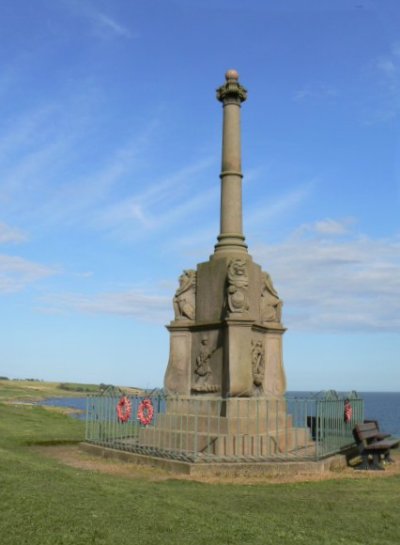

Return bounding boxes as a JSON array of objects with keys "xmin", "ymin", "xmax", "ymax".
[{"xmin": 354, "ymin": 422, "xmax": 379, "ymax": 443}]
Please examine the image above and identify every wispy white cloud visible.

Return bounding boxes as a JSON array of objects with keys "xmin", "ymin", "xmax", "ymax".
[
  {"xmin": 40, "ymin": 290, "xmax": 170, "ymax": 324},
  {"xmin": 313, "ymin": 218, "xmax": 353, "ymax": 236},
  {"xmin": 66, "ymin": 2, "xmax": 135, "ymax": 40},
  {"xmin": 170, "ymin": 225, "xmax": 217, "ymax": 257},
  {"xmin": 246, "ymin": 183, "xmax": 314, "ymax": 230},
  {"xmin": 293, "ymin": 82, "xmax": 338, "ymax": 102},
  {"xmin": 365, "ymin": 43, "xmax": 400, "ymax": 123},
  {"xmin": 42, "ymin": 135, "xmax": 149, "ymax": 225},
  {"xmin": 0, "ymin": 95, "xmax": 160, "ymax": 233},
  {"xmin": 93, "ymin": 157, "xmax": 216, "ymax": 238},
  {"xmin": 295, "ymin": 217, "xmax": 355, "ymax": 237},
  {"xmin": 38, "ymin": 220, "xmax": 400, "ymax": 333},
  {"xmin": 94, "ymin": 12, "xmax": 133, "ymax": 38},
  {"xmin": 0, "ymin": 139, "xmax": 72, "ymax": 206},
  {"xmin": 0, "ymin": 105, "xmax": 56, "ymax": 166},
  {"xmin": 0, "ymin": 255, "xmax": 57, "ymax": 293},
  {"xmin": 254, "ymin": 224, "xmax": 400, "ymax": 333},
  {"xmin": 376, "ymin": 43, "xmax": 400, "ymax": 79},
  {"xmin": 376, "ymin": 58, "xmax": 397, "ymax": 77},
  {"xmin": 34, "ymin": 217, "xmax": 400, "ymax": 333},
  {"xmin": 0, "ymin": 84, "xmax": 105, "ymax": 212},
  {"xmin": 170, "ymin": 181, "xmax": 313, "ymax": 257},
  {"xmin": 0, "ymin": 222, "xmax": 28, "ymax": 244},
  {"xmin": 0, "ymin": 66, "xmax": 215, "ymax": 244}
]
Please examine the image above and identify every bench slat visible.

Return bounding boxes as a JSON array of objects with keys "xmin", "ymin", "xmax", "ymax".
[
  {"xmin": 365, "ymin": 439, "xmax": 399, "ymax": 448},
  {"xmin": 356, "ymin": 423, "xmax": 377, "ymax": 433},
  {"xmin": 357, "ymin": 429, "xmax": 379, "ymax": 440}
]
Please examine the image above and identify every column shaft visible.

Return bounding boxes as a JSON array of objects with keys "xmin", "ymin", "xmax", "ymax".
[{"xmin": 214, "ymin": 70, "xmax": 247, "ymax": 255}]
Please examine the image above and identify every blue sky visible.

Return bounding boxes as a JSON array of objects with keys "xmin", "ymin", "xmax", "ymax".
[{"xmin": 1, "ymin": 0, "xmax": 399, "ymax": 391}]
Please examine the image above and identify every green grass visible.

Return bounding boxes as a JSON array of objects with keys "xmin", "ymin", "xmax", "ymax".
[
  {"xmin": 0, "ymin": 379, "xmax": 98, "ymax": 401},
  {"xmin": 1, "ymin": 402, "xmax": 400, "ymax": 544},
  {"xmin": 0, "ymin": 379, "xmax": 141, "ymax": 402}
]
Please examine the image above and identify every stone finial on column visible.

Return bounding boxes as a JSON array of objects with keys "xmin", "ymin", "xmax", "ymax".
[
  {"xmin": 214, "ymin": 70, "xmax": 248, "ymax": 255},
  {"xmin": 216, "ymin": 69, "xmax": 248, "ymax": 106}
]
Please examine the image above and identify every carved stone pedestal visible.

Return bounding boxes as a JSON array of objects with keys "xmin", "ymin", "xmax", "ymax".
[{"xmin": 164, "ymin": 254, "xmax": 286, "ymax": 398}]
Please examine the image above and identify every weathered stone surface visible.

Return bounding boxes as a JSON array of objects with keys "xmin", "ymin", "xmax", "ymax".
[
  {"xmin": 164, "ymin": 327, "xmax": 192, "ymax": 396},
  {"xmin": 264, "ymin": 330, "xmax": 287, "ymax": 396}
]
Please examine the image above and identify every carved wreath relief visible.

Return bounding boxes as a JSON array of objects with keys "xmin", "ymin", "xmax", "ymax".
[
  {"xmin": 251, "ymin": 339, "xmax": 265, "ymax": 393},
  {"xmin": 260, "ymin": 271, "xmax": 282, "ymax": 323},
  {"xmin": 226, "ymin": 258, "xmax": 249, "ymax": 315},
  {"xmin": 173, "ymin": 269, "xmax": 196, "ymax": 321}
]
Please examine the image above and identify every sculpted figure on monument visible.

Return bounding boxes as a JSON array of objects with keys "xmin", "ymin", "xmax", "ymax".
[
  {"xmin": 226, "ymin": 258, "xmax": 249, "ymax": 315},
  {"xmin": 260, "ymin": 271, "xmax": 283, "ymax": 323},
  {"xmin": 192, "ymin": 337, "xmax": 219, "ymax": 392},
  {"xmin": 173, "ymin": 269, "xmax": 196, "ymax": 321},
  {"xmin": 251, "ymin": 339, "xmax": 265, "ymax": 392}
]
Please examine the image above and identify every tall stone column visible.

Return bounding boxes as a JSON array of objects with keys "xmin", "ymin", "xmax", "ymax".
[
  {"xmin": 214, "ymin": 70, "xmax": 248, "ymax": 255},
  {"xmin": 164, "ymin": 70, "xmax": 286, "ymax": 401}
]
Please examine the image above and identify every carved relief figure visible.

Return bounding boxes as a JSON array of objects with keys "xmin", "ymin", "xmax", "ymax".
[
  {"xmin": 226, "ymin": 258, "xmax": 249, "ymax": 315},
  {"xmin": 260, "ymin": 271, "xmax": 283, "ymax": 323},
  {"xmin": 173, "ymin": 269, "xmax": 196, "ymax": 320},
  {"xmin": 192, "ymin": 337, "xmax": 218, "ymax": 392},
  {"xmin": 251, "ymin": 339, "xmax": 265, "ymax": 393}
]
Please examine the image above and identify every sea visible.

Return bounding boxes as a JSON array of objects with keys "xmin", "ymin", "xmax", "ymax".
[
  {"xmin": 39, "ymin": 391, "xmax": 400, "ymax": 436},
  {"xmin": 288, "ymin": 391, "xmax": 400, "ymax": 436},
  {"xmin": 359, "ymin": 392, "xmax": 400, "ymax": 436}
]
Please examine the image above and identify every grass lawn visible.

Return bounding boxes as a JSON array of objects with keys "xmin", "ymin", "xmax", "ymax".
[
  {"xmin": 0, "ymin": 379, "xmax": 141, "ymax": 402},
  {"xmin": 1, "ymin": 401, "xmax": 400, "ymax": 544},
  {"xmin": 0, "ymin": 379, "xmax": 99, "ymax": 402}
]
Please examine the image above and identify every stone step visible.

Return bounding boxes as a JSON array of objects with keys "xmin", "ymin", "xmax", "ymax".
[
  {"xmin": 138, "ymin": 426, "xmax": 312, "ymax": 458},
  {"xmin": 152, "ymin": 412, "xmax": 293, "ymax": 435},
  {"xmin": 164, "ymin": 397, "xmax": 289, "ymax": 419}
]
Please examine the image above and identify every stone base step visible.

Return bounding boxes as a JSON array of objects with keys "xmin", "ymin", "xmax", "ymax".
[
  {"xmin": 152, "ymin": 412, "xmax": 293, "ymax": 435},
  {"xmin": 164, "ymin": 396, "xmax": 288, "ymax": 419},
  {"xmin": 138, "ymin": 426, "xmax": 312, "ymax": 458}
]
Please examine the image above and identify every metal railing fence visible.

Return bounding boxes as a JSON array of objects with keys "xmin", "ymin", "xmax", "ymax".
[{"xmin": 85, "ymin": 392, "xmax": 363, "ymax": 463}]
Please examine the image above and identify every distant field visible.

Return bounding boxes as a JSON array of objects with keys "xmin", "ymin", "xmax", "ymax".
[{"xmin": 0, "ymin": 379, "xmax": 141, "ymax": 402}]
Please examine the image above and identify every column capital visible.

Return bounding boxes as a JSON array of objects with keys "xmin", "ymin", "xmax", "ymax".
[{"xmin": 216, "ymin": 70, "xmax": 247, "ymax": 104}]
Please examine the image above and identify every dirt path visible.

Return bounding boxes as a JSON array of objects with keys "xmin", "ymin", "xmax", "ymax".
[{"xmin": 34, "ymin": 444, "xmax": 400, "ymax": 485}]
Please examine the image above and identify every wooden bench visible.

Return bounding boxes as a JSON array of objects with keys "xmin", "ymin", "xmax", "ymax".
[
  {"xmin": 353, "ymin": 422, "xmax": 399, "ymax": 470},
  {"xmin": 362, "ymin": 420, "xmax": 391, "ymax": 442}
]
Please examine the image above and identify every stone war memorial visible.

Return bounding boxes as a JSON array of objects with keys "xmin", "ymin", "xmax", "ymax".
[
  {"xmin": 164, "ymin": 69, "xmax": 286, "ymax": 401},
  {"xmin": 138, "ymin": 69, "xmax": 296, "ymax": 460},
  {"xmin": 84, "ymin": 71, "xmax": 363, "ymax": 470}
]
